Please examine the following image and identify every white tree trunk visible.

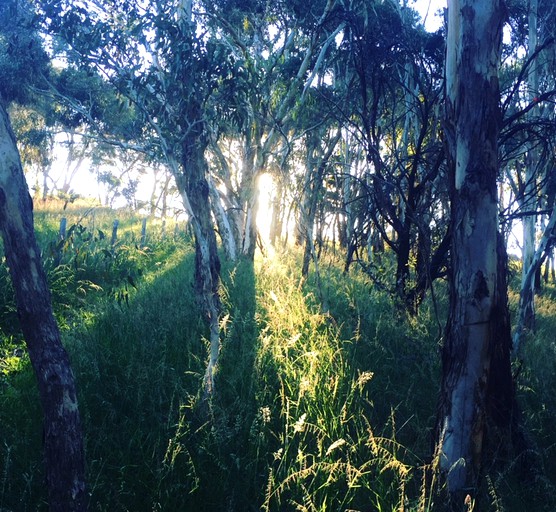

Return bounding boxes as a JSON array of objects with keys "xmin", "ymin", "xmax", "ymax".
[
  {"xmin": 516, "ymin": 0, "xmax": 539, "ymax": 348},
  {"xmin": 208, "ymin": 175, "xmax": 238, "ymax": 261},
  {"xmin": 438, "ymin": 0, "xmax": 507, "ymax": 498},
  {"xmin": 515, "ymin": 200, "xmax": 556, "ymax": 353}
]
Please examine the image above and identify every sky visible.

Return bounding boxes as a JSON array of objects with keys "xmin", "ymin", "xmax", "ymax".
[
  {"xmin": 412, "ymin": 0, "xmax": 446, "ymax": 32},
  {"xmin": 42, "ymin": 0, "xmax": 449, "ymax": 211}
]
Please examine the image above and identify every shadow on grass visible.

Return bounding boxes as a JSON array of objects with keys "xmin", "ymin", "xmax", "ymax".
[
  {"xmin": 1, "ymin": 249, "xmax": 205, "ymax": 511},
  {"xmin": 4, "ymin": 245, "xmax": 556, "ymax": 512},
  {"xmin": 0, "ymin": 239, "xmax": 264, "ymax": 512},
  {"xmin": 191, "ymin": 257, "xmax": 262, "ymax": 511}
]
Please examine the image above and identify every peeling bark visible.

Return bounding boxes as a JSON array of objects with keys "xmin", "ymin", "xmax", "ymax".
[
  {"xmin": 174, "ymin": 131, "xmax": 221, "ymax": 395},
  {"xmin": 437, "ymin": 0, "xmax": 514, "ymax": 501},
  {"xmin": 208, "ymin": 175, "xmax": 238, "ymax": 261}
]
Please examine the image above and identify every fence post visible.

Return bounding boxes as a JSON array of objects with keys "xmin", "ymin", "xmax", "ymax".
[
  {"xmin": 55, "ymin": 217, "xmax": 67, "ymax": 266},
  {"xmin": 111, "ymin": 219, "xmax": 119, "ymax": 246},
  {"xmin": 59, "ymin": 217, "xmax": 67, "ymax": 240},
  {"xmin": 141, "ymin": 218, "xmax": 147, "ymax": 247}
]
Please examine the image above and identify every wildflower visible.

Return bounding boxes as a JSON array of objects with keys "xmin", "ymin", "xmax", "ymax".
[
  {"xmin": 299, "ymin": 377, "xmax": 310, "ymax": 395},
  {"xmin": 325, "ymin": 438, "xmax": 346, "ymax": 456},
  {"xmin": 464, "ymin": 494, "xmax": 474, "ymax": 511},
  {"xmin": 356, "ymin": 371, "xmax": 374, "ymax": 390}
]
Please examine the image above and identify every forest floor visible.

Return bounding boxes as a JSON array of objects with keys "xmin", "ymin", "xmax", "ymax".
[{"xmin": 0, "ymin": 204, "xmax": 555, "ymax": 511}]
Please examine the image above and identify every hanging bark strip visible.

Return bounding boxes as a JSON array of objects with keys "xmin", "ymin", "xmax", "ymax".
[
  {"xmin": 0, "ymin": 104, "xmax": 87, "ymax": 510},
  {"xmin": 436, "ymin": 0, "xmax": 514, "ymax": 502}
]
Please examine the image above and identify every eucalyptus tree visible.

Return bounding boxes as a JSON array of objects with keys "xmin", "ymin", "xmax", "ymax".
[
  {"xmin": 499, "ymin": 0, "xmax": 556, "ymax": 352},
  {"xmin": 46, "ymin": 65, "xmax": 147, "ymax": 200},
  {"xmin": 148, "ymin": 163, "xmax": 177, "ymax": 218},
  {"xmin": 41, "ymin": 0, "xmax": 236, "ymax": 392},
  {"xmin": 435, "ymin": 0, "xmax": 515, "ymax": 502},
  {"xmin": 205, "ymin": 0, "xmax": 346, "ymax": 258},
  {"xmin": 0, "ymin": 1, "xmax": 86, "ymax": 509},
  {"xmin": 299, "ymin": 118, "xmax": 342, "ymax": 278},
  {"xmin": 90, "ymin": 144, "xmax": 148, "ymax": 208},
  {"xmin": 330, "ymin": 0, "xmax": 448, "ymax": 311},
  {"xmin": 57, "ymin": 134, "xmax": 91, "ymax": 197},
  {"xmin": 9, "ymin": 103, "xmax": 55, "ymax": 199}
]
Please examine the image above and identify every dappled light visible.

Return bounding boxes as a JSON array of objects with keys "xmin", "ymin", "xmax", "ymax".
[{"xmin": 2, "ymin": 0, "xmax": 556, "ymax": 510}]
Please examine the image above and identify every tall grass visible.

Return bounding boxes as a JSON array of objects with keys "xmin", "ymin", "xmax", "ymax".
[
  {"xmin": 71, "ymin": 253, "xmax": 204, "ymax": 511},
  {"xmin": 251, "ymin": 251, "xmax": 443, "ymax": 511},
  {"xmin": 1, "ymin": 210, "xmax": 556, "ymax": 510},
  {"xmin": 1, "ymin": 208, "xmax": 198, "ymax": 511}
]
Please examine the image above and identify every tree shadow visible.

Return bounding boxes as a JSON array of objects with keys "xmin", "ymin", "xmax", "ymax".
[{"xmin": 190, "ymin": 256, "xmax": 262, "ymax": 511}]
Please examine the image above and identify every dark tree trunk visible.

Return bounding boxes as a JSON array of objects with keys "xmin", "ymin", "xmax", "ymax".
[
  {"xmin": 0, "ymin": 105, "xmax": 87, "ymax": 511},
  {"xmin": 405, "ymin": 229, "xmax": 451, "ymax": 314},
  {"xmin": 301, "ymin": 171, "xmax": 323, "ymax": 278},
  {"xmin": 395, "ymin": 226, "xmax": 411, "ymax": 303},
  {"xmin": 486, "ymin": 234, "xmax": 515, "ymax": 430}
]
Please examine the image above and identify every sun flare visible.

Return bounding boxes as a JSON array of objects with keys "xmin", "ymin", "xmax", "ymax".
[{"xmin": 256, "ymin": 172, "xmax": 275, "ymax": 245}]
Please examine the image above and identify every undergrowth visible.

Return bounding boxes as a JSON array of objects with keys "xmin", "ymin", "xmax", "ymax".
[{"xmin": 1, "ymin": 212, "xmax": 556, "ymax": 511}]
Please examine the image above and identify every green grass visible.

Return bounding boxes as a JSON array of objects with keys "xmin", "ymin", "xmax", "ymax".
[
  {"xmin": 73, "ymin": 254, "xmax": 204, "ymax": 511},
  {"xmin": 1, "ymin": 210, "xmax": 556, "ymax": 511},
  {"xmin": 251, "ymin": 251, "xmax": 443, "ymax": 511}
]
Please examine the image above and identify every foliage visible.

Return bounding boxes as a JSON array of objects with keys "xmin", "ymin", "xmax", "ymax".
[
  {"xmin": 8, "ymin": 103, "xmax": 53, "ymax": 171},
  {"xmin": 0, "ymin": 0, "xmax": 50, "ymax": 104},
  {"xmin": 1, "ymin": 208, "xmax": 556, "ymax": 510}
]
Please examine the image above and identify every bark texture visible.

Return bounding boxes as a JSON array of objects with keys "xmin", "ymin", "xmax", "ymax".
[
  {"xmin": 174, "ymin": 129, "xmax": 222, "ymax": 393},
  {"xmin": 437, "ymin": 0, "xmax": 512, "ymax": 502},
  {"xmin": 208, "ymin": 175, "xmax": 237, "ymax": 261},
  {"xmin": 0, "ymin": 104, "xmax": 87, "ymax": 510}
]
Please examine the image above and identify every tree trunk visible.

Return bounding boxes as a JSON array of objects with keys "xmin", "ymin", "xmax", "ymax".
[
  {"xmin": 436, "ymin": 0, "xmax": 511, "ymax": 502},
  {"xmin": 301, "ymin": 130, "xmax": 341, "ymax": 276},
  {"xmin": 174, "ymin": 133, "xmax": 222, "ymax": 394},
  {"xmin": 519, "ymin": 0, "xmax": 539, "ymax": 333},
  {"xmin": 395, "ymin": 226, "xmax": 411, "ymax": 303},
  {"xmin": 208, "ymin": 139, "xmax": 244, "ymax": 251},
  {"xmin": 238, "ymin": 127, "xmax": 262, "ymax": 260},
  {"xmin": 0, "ymin": 105, "xmax": 87, "ymax": 510},
  {"xmin": 342, "ymin": 169, "xmax": 357, "ymax": 272},
  {"xmin": 269, "ymin": 176, "xmax": 284, "ymax": 246},
  {"xmin": 514, "ymin": 202, "xmax": 556, "ymax": 353},
  {"xmin": 208, "ymin": 175, "xmax": 238, "ymax": 261},
  {"xmin": 242, "ymin": 180, "xmax": 260, "ymax": 259},
  {"xmin": 161, "ymin": 174, "xmax": 171, "ymax": 219}
]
